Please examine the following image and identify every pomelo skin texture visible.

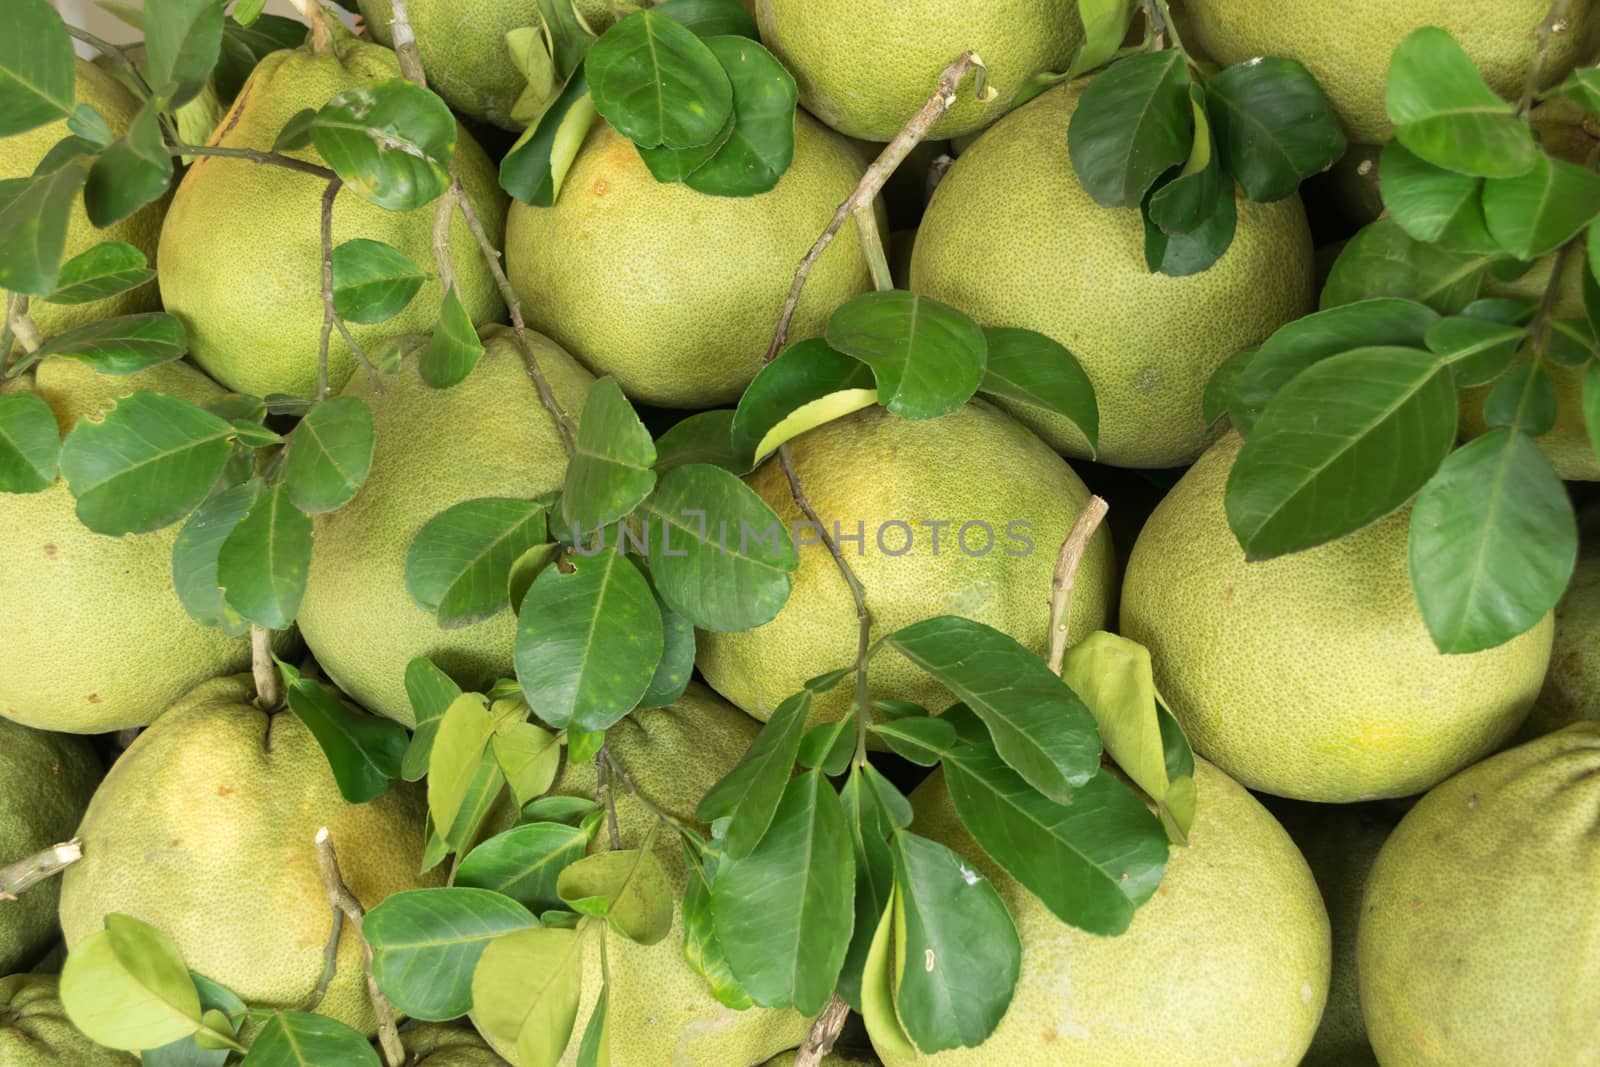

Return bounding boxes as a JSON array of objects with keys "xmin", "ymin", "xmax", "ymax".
[
  {"xmin": 505, "ymin": 116, "xmax": 871, "ymax": 408},
  {"xmin": 876, "ymin": 760, "xmax": 1329, "ymax": 1067},
  {"xmin": 1180, "ymin": 0, "xmax": 1596, "ymax": 143},
  {"xmin": 0, "ymin": 975, "xmax": 136, "ymax": 1067},
  {"xmin": 298, "ymin": 327, "xmax": 592, "ymax": 727},
  {"xmin": 755, "ymin": 0, "xmax": 1081, "ymax": 141},
  {"xmin": 0, "ymin": 720, "xmax": 99, "ymax": 974},
  {"xmin": 696, "ymin": 401, "xmax": 1114, "ymax": 729},
  {"xmin": 1358, "ymin": 724, "xmax": 1600, "ymax": 1066},
  {"xmin": 1524, "ymin": 536, "xmax": 1600, "ymax": 736},
  {"xmin": 1120, "ymin": 433, "xmax": 1553, "ymax": 803},
  {"xmin": 157, "ymin": 36, "xmax": 506, "ymax": 400},
  {"xmin": 0, "ymin": 360, "xmax": 255, "ymax": 734},
  {"xmin": 472, "ymin": 683, "xmax": 811, "ymax": 1066},
  {"xmin": 401, "ymin": 1022, "xmax": 511, "ymax": 1066},
  {"xmin": 1, "ymin": 60, "xmax": 164, "ymax": 351},
  {"xmin": 910, "ymin": 84, "xmax": 1314, "ymax": 469},
  {"xmin": 764, "ymin": 1052, "xmax": 876, "ymax": 1066},
  {"xmin": 59, "ymin": 676, "xmax": 443, "ymax": 1035}
]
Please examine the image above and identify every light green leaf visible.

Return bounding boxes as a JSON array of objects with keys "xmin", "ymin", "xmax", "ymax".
[
  {"xmin": 418, "ymin": 287, "xmax": 487, "ymax": 388},
  {"xmin": 1379, "ymin": 141, "xmax": 1495, "ymax": 252},
  {"xmin": 730, "ymin": 338, "xmax": 874, "ymax": 466},
  {"xmin": 457, "ymin": 822, "xmax": 590, "ymax": 911},
  {"xmin": 0, "ymin": 0, "xmax": 74, "ymax": 137},
  {"xmin": 44, "ymin": 241, "xmax": 156, "ymax": 305},
  {"xmin": 492, "ymin": 720, "xmax": 562, "ymax": 805},
  {"xmin": 365, "ymin": 887, "xmax": 537, "ymax": 1021},
  {"xmin": 1385, "ymin": 26, "xmax": 1538, "ymax": 178},
  {"xmin": 1482, "ymin": 154, "xmax": 1600, "ymax": 261},
  {"xmin": 471, "ymin": 927, "xmax": 584, "ymax": 1067},
  {"xmin": 237, "ymin": 1011, "xmax": 377, "ymax": 1067},
  {"xmin": 556, "ymin": 847, "xmax": 674, "ymax": 945},
  {"xmin": 428, "ymin": 693, "xmax": 498, "ymax": 847},
  {"xmin": 0, "ymin": 391, "xmax": 59, "ymax": 493},
  {"xmin": 59, "ymin": 917, "xmax": 202, "ymax": 1051}
]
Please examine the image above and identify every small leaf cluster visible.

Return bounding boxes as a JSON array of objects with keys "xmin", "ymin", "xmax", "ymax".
[{"xmin": 1209, "ymin": 29, "xmax": 1600, "ymax": 654}]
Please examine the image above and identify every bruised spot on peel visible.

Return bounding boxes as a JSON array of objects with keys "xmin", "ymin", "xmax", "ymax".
[{"xmin": 42, "ymin": 543, "xmax": 57, "ymax": 558}]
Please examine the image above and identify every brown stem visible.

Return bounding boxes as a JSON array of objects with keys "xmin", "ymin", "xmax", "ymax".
[
  {"xmin": 603, "ymin": 749, "xmax": 691, "ymax": 834},
  {"xmin": 1047, "ymin": 495, "xmax": 1110, "ymax": 675},
  {"xmin": 0, "ymin": 840, "xmax": 81, "ymax": 900},
  {"xmin": 1520, "ymin": 0, "xmax": 1575, "ymax": 115},
  {"xmin": 314, "ymin": 828, "xmax": 404, "ymax": 1067},
  {"xmin": 384, "ymin": 0, "xmax": 430, "ymax": 87},
  {"xmin": 252, "ymin": 626, "xmax": 283, "ymax": 710},
  {"xmin": 595, "ymin": 746, "xmax": 622, "ymax": 850},
  {"xmin": 6, "ymin": 298, "xmax": 42, "ymax": 357},
  {"xmin": 303, "ymin": 905, "xmax": 344, "ymax": 1012},
  {"xmin": 793, "ymin": 995, "xmax": 851, "ymax": 1067},
  {"xmin": 317, "ymin": 177, "xmax": 340, "ymax": 402},
  {"xmin": 763, "ymin": 50, "xmax": 989, "ymax": 365},
  {"xmin": 168, "ymin": 143, "xmax": 340, "ymax": 182}
]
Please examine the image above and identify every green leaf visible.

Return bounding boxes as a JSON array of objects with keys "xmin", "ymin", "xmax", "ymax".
[
  {"xmin": 1378, "ymin": 142, "xmax": 1495, "ymax": 253},
  {"xmin": 1146, "ymin": 84, "xmax": 1221, "ymax": 236},
  {"xmin": 0, "ymin": 391, "xmax": 59, "ymax": 493},
  {"xmin": 143, "ymin": 972, "xmax": 246, "ymax": 1067},
  {"xmin": 639, "ymin": 462, "xmax": 797, "ymax": 631},
  {"xmin": 85, "ymin": 95, "xmax": 174, "ymax": 228},
  {"xmin": 58, "ymin": 391, "xmax": 234, "ymax": 535},
  {"xmin": 365, "ymin": 887, "xmax": 537, "ymax": 1021},
  {"xmin": 171, "ymin": 480, "xmax": 260, "ymax": 635},
  {"xmin": 586, "ymin": 10, "xmax": 733, "ymax": 150},
  {"xmin": 1426, "ymin": 313, "xmax": 1527, "ymax": 387},
  {"xmin": 44, "ymin": 241, "xmax": 156, "ymax": 305},
  {"xmin": 0, "ymin": 0, "xmax": 74, "ymax": 136},
  {"xmin": 836, "ymin": 766, "xmax": 895, "ymax": 1011},
  {"xmin": 1555, "ymin": 65, "xmax": 1600, "ymax": 115},
  {"xmin": 639, "ymin": 583, "xmax": 695, "ymax": 707},
  {"xmin": 471, "ymin": 927, "xmax": 584, "ymax": 1067},
  {"xmin": 681, "ymin": 860, "xmax": 753, "ymax": 1010},
  {"xmin": 0, "ymin": 161, "xmax": 90, "ymax": 296},
  {"xmin": 1205, "ymin": 57, "xmax": 1345, "ymax": 202},
  {"xmin": 869, "ymin": 717, "xmax": 956, "ymax": 766},
  {"xmin": 940, "ymin": 742, "xmax": 1168, "ymax": 935},
  {"xmin": 272, "ymin": 108, "xmax": 316, "ymax": 152},
  {"xmin": 1484, "ymin": 358, "xmax": 1557, "ymax": 436},
  {"xmin": 492, "ymin": 720, "xmax": 562, "ymax": 805},
  {"xmin": 500, "ymin": 67, "xmax": 597, "ymax": 207},
  {"xmin": 1385, "ymin": 26, "xmax": 1538, "ymax": 178},
  {"xmin": 730, "ymin": 338, "xmax": 875, "ymax": 466},
  {"xmin": 1225, "ymin": 345, "xmax": 1457, "ymax": 558},
  {"xmin": 522, "ymin": 795, "xmax": 598, "ymax": 826},
  {"xmin": 418, "ymin": 286, "xmax": 487, "ymax": 388},
  {"xmin": 1202, "ymin": 345, "xmax": 1255, "ymax": 426},
  {"xmin": 652, "ymin": 0, "xmax": 759, "ymax": 38},
  {"xmin": 1548, "ymin": 317, "xmax": 1598, "ymax": 367},
  {"xmin": 698, "ymin": 689, "xmax": 811, "ymax": 859},
  {"xmin": 1410, "ymin": 429, "xmax": 1577, "ymax": 653},
  {"xmin": 402, "ymin": 657, "xmax": 462, "ymax": 781},
  {"xmin": 797, "ymin": 717, "xmax": 854, "ymax": 775},
  {"xmin": 428, "ymin": 694, "xmax": 497, "ymax": 848},
  {"xmin": 217, "ymin": 481, "xmax": 312, "ymax": 630},
  {"xmin": 890, "ymin": 831, "xmax": 1020, "ymax": 1053},
  {"xmin": 1064, "ymin": 0, "xmax": 1139, "ymax": 80},
  {"xmin": 330, "ymin": 239, "xmax": 427, "ymax": 325},
  {"xmin": 860, "ymin": 889, "xmax": 915, "ymax": 1061},
  {"xmin": 884, "ymin": 616, "xmax": 1102, "ymax": 802},
  {"xmin": 457, "ymin": 822, "xmax": 590, "ymax": 911},
  {"xmin": 59, "ymin": 916, "xmax": 202, "ymax": 1051},
  {"xmin": 282, "ymin": 395, "xmax": 375, "ymax": 514},
  {"xmin": 564, "ymin": 377, "xmax": 657, "ymax": 532},
  {"xmin": 515, "ymin": 546, "xmax": 663, "ymax": 731},
  {"xmin": 33, "ymin": 312, "xmax": 188, "ymax": 375},
  {"xmin": 683, "ymin": 37, "xmax": 799, "ymax": 198},
  {"xmin": 536, "ymin": 0, "xmax": 598, "ymax": 79},
  {"xmin": 279, "ymin": 661, "xmax": 407, "ymax": 803},
  {"xmin": 1321, "ymin": 217, "xmax": 1491, "ymax": 314},
  {"xmin": 1067, "ymin": 50, "xmax": 1192, "ymax": 208},
  {"xmin": 144, "ymin": 0, "xmax": 225, "ymax": 109},
  {"xmin": 977, "ymin": 327, "xmax": 1099, "ymax": 451},
  {"xmin": 407, "ymin": 497, "xmax": 550, "ymax": 629},
  {"xmin": 509, "ymin": 541, "xmax": 563, "ymax": 616},
  {"xmin": 237, "ymin": 1012, "xmax": 377, "ymax": 1067},
  {"xmin": 653, "ymin": 409, "xmax": 743, "ymax": 474},
  {"xmin": 1482, "ymin": 154, "xmax": 1600, "ymax": 261},
  {"xmin": 714, "ymin": 770, "xmax": 854, "ymax": 1014},
  {"xmin": 575, "ymin": 984, "xmax": 609, "ymax": 1067},
  {"xmin": 557, "ymin": 847, "xmax": 674, "ymax": 945},
  {"xmin": 824, "ymin": 290, "xmax": 987, "ymax": 420},
  {"xmin": 311, "ymin": 78, "xmax": 455, "ymax": 212},
  {"xmin": 1142, "ymin": 175, "xmax": 1236, "ymax": 276}
]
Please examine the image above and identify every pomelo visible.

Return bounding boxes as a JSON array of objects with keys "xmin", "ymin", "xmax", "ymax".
[
  {"xmin": 0, "ymin": 975, "xmax": 135, "ymax": 1067},
  {"xmin": 401, "ymin": 1022, "xmax": 511, "ymax": 1066}
]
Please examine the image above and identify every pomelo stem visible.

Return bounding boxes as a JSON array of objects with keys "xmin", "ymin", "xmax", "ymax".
[
  {"xmin": 1048, "ymin": 496, "xmax": 1110, "ymax": 675},
  {"xmin": 4, "ymin": 297, "xmax": 41, "ymax": 358},
  {"xmin": 0, "ymin": 839, "xmax": 81, "ymax": 900},
  {"xmin": 288, "ymin": 0, "xmax": 336, "ymax": 56},
  {"xmin": 315, "ymin": 828, "xmax": 405, "ymax": 1067},
  {"xmin": 384, "ymin": 0, "xmax": 429, "ymax": 87},
  {"xmin": 794, "ymin": 994, "xmax": 851, "ymax": 1067},
  {"xmin": 252, "ymin": 626, "xmax": 283, "ymax": 710}
]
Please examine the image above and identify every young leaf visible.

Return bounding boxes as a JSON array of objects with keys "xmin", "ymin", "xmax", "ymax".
[
  {"xmin": 682, "ymin": 858, "xmax": 753, "ymax": 1009},
  {"xmin": 575, "ymin": 984, "xmax": 609, "ymax": 1067},
  {"xmin": 0, "ymin": 0, "xmax": 74, "ymax": 137},
  {"xmin": 1385, "ymin": 26, "xmax": 1538, "ymax": 178},
  {"xmin": 171, "ymin": 480, "xmax": 261, "ymax": 635},
  {"xmin": 1482, "ymin": 155, "xmax": 1600, "ymax": 261},
  {"xmin": 977, "ymin": 327, "xmax": 1099, "ymax": 451},
  {"xmin": 1067, "ymin": 50, "xmax": 1192, "ymax": 208},
  {"xmin": 500, "ymin": 67, "xmax": 597, "ymax": 207},
  {"xmin": 85, "ymin": 95, "xmax": 174, "ymax": 228},
  {"xmin": 836, "ymin": 766, "xmax": 894, "ymax": 1011},
  {"xmin": 0, "ymin": 391, "xmax": 59, "ymax": 493},
  {"xmin": 32, "ymin": 312, "xmax": 188, "ymax": 375},
  {"xmin": 1409, "ymin": 429, "xmax": 1577, "ymax": 653},
  {"xmin": 824, "ymin": 290, "xmax": 987, "ymax": 420},
  {"xmin": 586, "ymin": 10, "xmax": 733, "ymax": 150},
  {"xmin": 311, "ymin": 79, "xmax": 456, "ymax": 212},
  {"xmin": 696, "ymin": 689, "xmax": 811, "ymax": 859},
  {"xmin": 0, "ymin": 161, "xmax": 91, "ymax": 297},
  {"xmin": 884, "ymin": 616, "xmax": 1102, "ymax": 802},
  {"xmin": 860, "ymin": 890, "xmax": 915, "ymax": 1062},
  {"xmin": 890, "ymin": 831, "xmax": 1020, "ymax": 1053},
  {"xmin": 238, "ymin": 1012, "xmax": 378, "ymax": 1067},
  {"xmin": 428, "ymin": 694, "xmax": 498, "ymax": 845},
  {"xmin": 563, "ymin": 377, "xmax": 657, "ymax": 533},
  {"xmin": 44, "ymin": 241, "xmax": 156, "ymax": 305},
  {"xmin": 557, "ymin": 847, "xmax": 674, "ymax": 945},
  {"xmin": 457, "ymin": 822, "xmax": 590, "ymax": 911},
  {"xmin": 330, "ymin": 239, "xmax": 428, "ymax": 325},
  {"xmin": 1321, "ymin": 217, "xmax": 1491, "ymax": 314},
  {"xmin": 217, "ymin": 481, "xmax": 312, "ymax": 630},
  {"xmin": 714, "ymin": 770, "xmax": 854, "ymax": 1014},
  {"xmin": 492, "ymin": 720, "xmax": 562, "ymax": 805},
  {"xmin": 364, "ymin": 887, "xmax": 537, "ymax": 1021},
  {"xmin": 1379, "ymin": 142, "xmax": 1495, "ymax": 252},
  {"xmin": 279, "ymin": 661, "xmax": 407, "ymax": 804},
  {"xmin": 1225, "ymin": 345, "xmax": 1457, "ymax": 558},
  {"xmin": 418, "ymin": 287, "xmax": 487, "ymax": 388},
  {"xmin": 282, "ymin": 395, "xmax": 375, "ymax": 514},
  {"xmin": 59, "ymin": 916, "xmax": 203, "ymax": 1051},
  {"xmin": 143, "ymin": 971, "xmax": 247, "ymax": 1067},
  {"xmin": 1205, "ymin": 57, "xmax": 1345, "ymax": 202},
  {"xmin": 144, "ymin": 0, "xmax": 225, "ymax": 108},
  {"xmin": 407, "ymin": 498, "xmax": 550, "ymax": 628},
  {"xmin": 730, "ymin": 338, "xmax": 876, "ymax": 465},
  {"xmin": 683, "ymin": 37, "xmax": 799, "ymax": 198},
  {"xmin": 58, "ymin": 391, "xmax": 234, "ymax": 535},
  {"xmin": 402, "ymin": 656, "xmax": 462, "ymax": 781},
  {"xmin": 470, "ymin": 927, "xmax": 585, "ymax": 1067},
  {"xmin": 1064, "ymin": 0, "xmax": 1140, "ymax": 80}
]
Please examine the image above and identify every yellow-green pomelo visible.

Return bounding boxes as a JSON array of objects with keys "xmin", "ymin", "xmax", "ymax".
[
  {"xmin": 1, "ymin": 60, "xmax": 164, "ymax": 348},
  {"xmin": 358, "ymin": 0, "xmax": 529, "ymax": 127},
  {"xmin": 402, "ymin": 1022, "xmax": 510, "ymax": 1066},
  {"xmin": 1120, "ymin": 433, "xmax": 1552, "ymax": 802},
  {"xmin": 0, "ymin": 721, "xmax": 99, "ymax": 973},
  {"xmin": 298, "ymin": 327, "xmax": 592, "ymax": 726},
  {"xmin": 910, "ymin": 85, "xmax": 1313, "ymax": 469},
  {"xmin": 876, "ymin": 759, "xmax": 1329, "ymax": 1066},
  {"xmin": 0, "ymin": 360, "xmax": 254, "ymax": 733},
  {"xmin": 0, "ymin": 975, "xmax": 135, "ymax": 1067},
  {"xmin": 755, "ymin": 0, "xmax": 1080, "ymax": 141},
  {"xmin": 1358, "ymin": 724, "xmax": 1600, "ymax": 1066},
  {"xmin": 472, "ymin": 683, "xmax": 811, "ymax": 1066},
  {"xmin": 157, "ymin": 36, "xmax": 506, "ymax": 399},
  {"xmin": 764, "ymin": 1052, "xmax": 876, "ymax": 1066},
  {"xmin": 1524, "ymin": 536, "xmax": 1600, "ymax": 736},
  {"xmin": 696, "ymin": 401, "xmax": 1114, "ymax": 727},
  {"xmin": 1180, "ymin": 0, "xmax": 1596, "ymax": 143},
  {"xmin": 59, "ymin": 676, "xmax": 441, "ymax": 1034},
  {"xmin": 505, "ymin": 116, "xmax": 871, "ymax": 408}
]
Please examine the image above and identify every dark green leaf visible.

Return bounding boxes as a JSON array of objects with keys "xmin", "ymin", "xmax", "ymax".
[
  {"xmin": 1321, "ymin": 217, "xmax": 1490, "ymax": 314},
  {"xmin": 0, "ymin": 391, "xmax": 59, "ymax": 493},
  {"xmin": 1385, "ymin": 26, "xmax": 1538, "ymax": 178},
  {"xmin": 457, "ymin": 823, "xmax": 589, "ymax": 911},
  {"xmin": 33, "ymin": 312, "xmax": 188, "ymax": 374},
  {"xmin": 272, "ymin": 108, "xmax": 316, "ymax": 152},
  {"xmin": 365, "ymin": 887, "xmax": 538, "ymax": 1021},
  {"xmin": 1202, "ymin": 345, "xmax": 1255, "ymax": 426},
  {"xmin": 0, "ymin": 0, "xmax": 74, "ymax": 137},
  {"xmin": 1409, "ymin": 429, "xmax": 1576, "ymax": 653},
  {"xmin": 282, "ymin": 395, "xmax": 374, "ymax": 514},
  {"xmin": 1379, "ymin": 141, "xmax": 1496, "ymax": 253},
  {"xmin": 684, "ymin": 37, "xmax": 799, "ymax": 197},
  {"xmin": 407, "ymin": 497, "xmax": 550, "ymax": 629},
  {"xmin": 217, "ymin": 481, "xmax": 312, "ymax": 630},
  {"xmin": 330, "ymin": 238, "xmax": 427, "ymax": 325},
  {"xmin": 587, "ymin": 10, "xmax": 733, "ymax": 150},
  {"xmin": 640, "ymin": 583, "xmax": 695, "ymax": 707},
  {"xmin": 696, "ymin": 689, "xmax": 810, "ymax": 859},
  {"xmin": 1426, "ymin": 313, "xmax": 1527, "ymax": 387},
  {"xmin": 885, "ymin": 616, "xmax": 1100, "ymax": 802},
  {"xmin": 730, "ymin": 338, "xmax": 874, "ymax": 466},
  {"xmin": 1067, "ymin": 50, "xmax": 1191, "ymax": 208},
  {"xmin": 1483, "ymin": 358, "xmax": 1557, "ymax": 436},
  {"xmin": 1206, "ymin": 57, "xmax": 1345, "ymax": 202},
  {"xmin": 311, "ymin": 78, "xmax": 455, "ymax": 212},
  {"xmin": 171, "ymin": 480, "xmax": 260, "ymax": 635},
  {"xmin": 500, "ymin": 67, "xmax": 596, "ymax": 208},
  {"xmin": 279, "ymin": 661, "xmax": 406, "ymax": 803},
  {"xmin": 564, "ymin": 377, "xmax": 657, "ymax": 532},
  {"xmin": 653, "ymin": 0, "xmax": 759, "ymax": 38},
  {"xmin": 216, "ymin": 14, "xmax": 307, "ymax": 101},
  {"xmin": 418, "ymin": 287, "xmax": 486, "ymax": 388},
  {"xmin": 402, "ymin": 657, "xmax": 462, "ymax": 780},
  {"xmin": 638, "ymin": 107, "xmax": 733, "ymax": 183},
  {"xmin": 0, "ymin": 161, "xmax": 90, "ymax": 296},
  {"xmin": 556, "ymin": 847, "xmax": 674, "ymax": 944},
  {"xmin": 836, "ymin": 766, "xmax": 893, "ymax": 1011},
  {"xmin": 797, "ymin": 717, "xmax": 854, "ymax": 775},
  {"xmin": 651, "ymin": 412, "xmax": 739, "ymax": 478},
  {"xmin": 1482, "ymin": 154, "xmax": 1600, "ymax": 261},
  {"xmin": 238, "ymin": 1012, "xmax": 377, "ymax": 1067},
  {"xmin": 977, "ymin": 327, "xmax": 1099, "ymax": 451},
  {"xmin": 824, "ymin": 290, "xmax": 987, "ymax": 419},
  {"xmin": 44, "ymin": 241, "xmax": 156, "ymax": 306},
  {"xmin": 1143, "ymin": 175, "xmax": 1237, "ymax": 276},
  {"xmin": 869, "ymin": 717, "xmax": 956, "ymax": 766},
  {"xmin": 1548, "ymin": 317, "xmax": 1597, "ymax": 367},
  {"xmin": 145, "ymin": 0, "xmax": 225, "ymax": 109},
  {"xmin": 1146, "ymin": 84, "xmax": 1220, "ymax": 235},
  {"xmin": 85, "ymin": 95, "xmax": 174, "ymax": 228}
]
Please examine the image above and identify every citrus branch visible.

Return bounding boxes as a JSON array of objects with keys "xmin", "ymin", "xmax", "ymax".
[
  {"xmin": 381, "ymin": 0, "xmax": 430, "ymax": 87},
  {"xmin": 4, "ymin": 295, "xmax": 42, "ymax": 365},
  {"xmin": 252, "ymin": 627, "xmax": 283, "ymax": 710},
  {"xmin": 1520, "ymin": 0, "xmax": 1575, "ymax": 115},
  {"xmin": 64, "ymin": 26, "xmax": 157, "ymax": 98},
  {"xmin": 1047, "ymin": 496, "xmax": 1110, "ymax": 675},
  {"xmin": 594, "ymin": 745, "xmax": 623, "ymax": 850},
  {"xmin": 316, "ymin": 177, "xmax": 341, "ymax": 401},
  {"xmin": 166, "ymin": 143, "xmax": 339, "ymax": 182},
  {"xmin": 794, "ymin": 994, "xmax": 852, "ymax": 1067},
  {"xmin": 603, "ymin": 748, "xmax": 693, "ymax": 835},
  {"xmin": 0, "ymin": 839, "xmax": 82, "ymax": 900},
  {"xmin": 314, "ymin": 828, "xmax": 404, "ymax": 1067}
]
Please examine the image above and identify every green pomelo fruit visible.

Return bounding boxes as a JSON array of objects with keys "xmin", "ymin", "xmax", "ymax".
[
  {"xmin": 875, "ymin": 759, "xmax": 1329, "ymax": 1066},
  {"xmin": 0, "ymin": 359, "xmax": 255, "ymax": 733},
  {"xmin": 0, "ymin": 975, "xmax": 135, "ymax": 1067},
  {"xmin": 402, "ymin": 1021, "xmax": 511, "ymax": 1066},
  {"xmin": 505, "ymin": 116, "xmax": 871, "ymax": 408},
  {"xmin": 1358, "ymin": 723, "xmax": 1600, "ymax": 1066},
  {"xmin": 696, "ymin": 401, "xmax": 1114, "ymax": 728},
  {"xmin": 298, "ymin": 327, "xmax": 592, "ymax": 726},
  {"xmin": 1524, "ymin": 533, "xmax": 1600, "ymax": 736},
  {"xmin": 755, "ymin": 0, "xmax": 1082, "ymax": 141},
  {"xmin": 156, "ymin": 35, "xmax": 506, "ymax": 399},
  {"xmin": 58, "ymin": 676, "xmax": 442, "ymax": 1034},
  {"xmin": 1120, "ymin": 432, "xmax": 1552, "ymax": 802},
  {"xmin": 910, "ymin": 84, "xmax": 1314, "ymax": 469}
]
